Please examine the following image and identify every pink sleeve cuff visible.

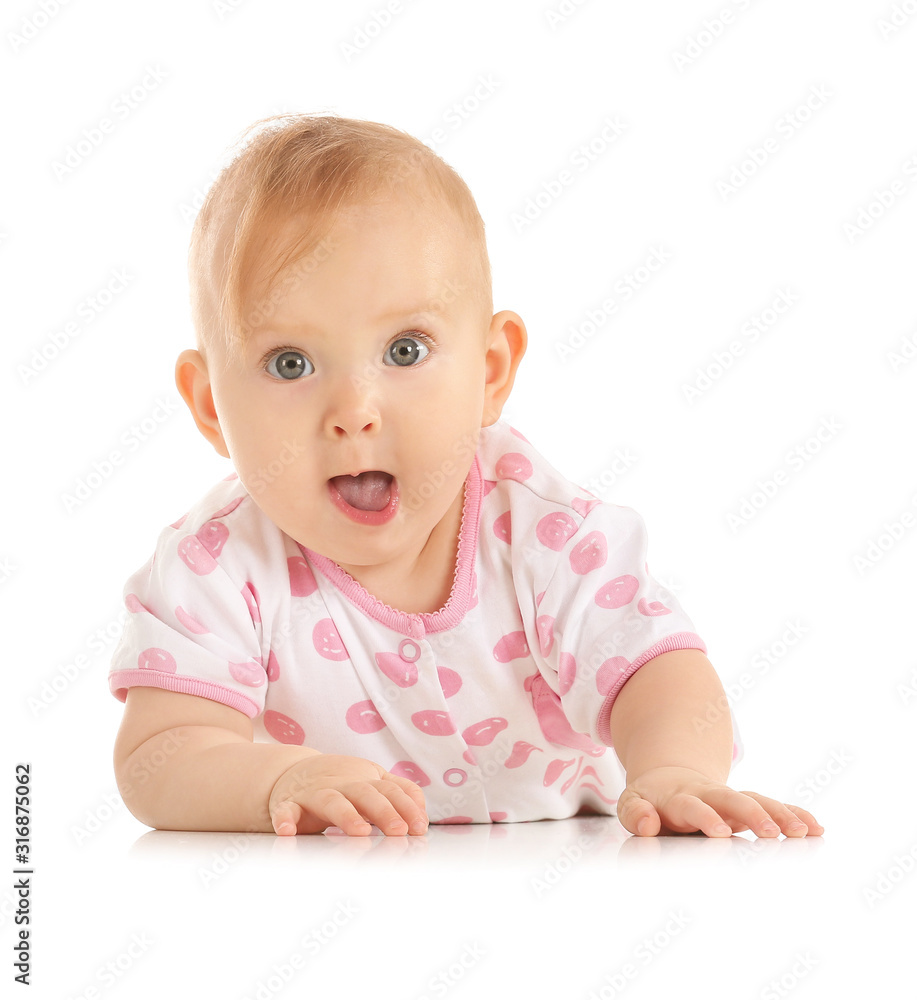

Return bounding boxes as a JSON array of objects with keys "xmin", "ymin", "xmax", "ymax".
[
  {"xmin": 108, "ymin": 670, "xmax": 261, "ymax": 719},
  {"xmin": 595, "ymin": 631, "xmax": 708, "ymax": 746}
]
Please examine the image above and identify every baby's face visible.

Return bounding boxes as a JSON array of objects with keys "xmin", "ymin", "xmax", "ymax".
[{"xmin": 199, "ymin": 195, "xmax": 502, "ymax": 580}]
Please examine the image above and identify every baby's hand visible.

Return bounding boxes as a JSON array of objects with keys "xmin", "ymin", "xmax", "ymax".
[
  {"xmin": 616, "ymin": 766, "xmax": 824, "ymax": 838},
  {"xmin": 268, "ymin": 753, "xmax": 428, "ymax": 837}
]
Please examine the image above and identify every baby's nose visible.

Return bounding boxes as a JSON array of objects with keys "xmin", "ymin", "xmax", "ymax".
[{"xmin": 322, "ymin": 375, "xmax": 381, "ymax": 438}]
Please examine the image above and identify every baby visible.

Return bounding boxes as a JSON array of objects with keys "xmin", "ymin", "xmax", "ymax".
[{"xmin": 109, "ymin": 113, "xmax": 823, "ymax": 840}]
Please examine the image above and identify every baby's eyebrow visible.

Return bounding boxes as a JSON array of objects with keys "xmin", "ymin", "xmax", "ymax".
[
  {"xmin": 253, "ymin": 304, "xmax": 441, "ymax": 338},
  {"xmin": 374, "ymin": 303, "xmax": 443, "ymax": 322}
]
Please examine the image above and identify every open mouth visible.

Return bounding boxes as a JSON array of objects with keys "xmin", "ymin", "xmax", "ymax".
[{"xmin": 328, "ymin": 471, "xmax": 399, "ymax": 525}]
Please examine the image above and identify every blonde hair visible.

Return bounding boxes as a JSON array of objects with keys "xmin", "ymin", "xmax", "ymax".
[{"xmin": 188, "ymin": 113, "xmax": 493, "ymax": 361}]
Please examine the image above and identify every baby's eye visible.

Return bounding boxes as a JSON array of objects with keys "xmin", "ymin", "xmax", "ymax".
[
  {"xmin": 265, "ymin": 350, "xmax": 314, "ymax": 380},
  {"xmin": 384, "ymin": 336, "xmax": 430, "ymax": 368}
]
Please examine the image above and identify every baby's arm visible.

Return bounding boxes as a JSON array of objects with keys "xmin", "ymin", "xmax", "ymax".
[
  {"xmin": 609, "ymin": 648, "xmax": 824, "ymax": 838},
  {"xmin": 113, "ymin": 688, "xmax": 428, "ymax": 837}
]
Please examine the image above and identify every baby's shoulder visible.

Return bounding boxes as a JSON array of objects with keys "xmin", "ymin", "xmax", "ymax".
[
  {"xmin": 477, "ymin": 420, "xmax": 639, "ymax": 530},
  {"xmin": 168, "ymin": 474, "xmax": 253, "ymax": 533},
  {"xmin": 154, "ymin": 474, "xmax": 291, "ymax": 577}
]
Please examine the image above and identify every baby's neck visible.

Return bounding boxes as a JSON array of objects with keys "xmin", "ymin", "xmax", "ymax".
[{"xmin": 339, "ymin": 487, "xmax": 466, "ymax": 615}]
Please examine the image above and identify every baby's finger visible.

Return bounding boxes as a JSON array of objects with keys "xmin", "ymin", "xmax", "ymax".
[
  {"xmin": 737, "ymin": 793, "xmax": 824, "ymax": 837},
  {"xmin": 784, "ymin": 803, "xmax": 824, "ymax": 835},
  {"xmin": 380, "ymin": 771, "xmax": 428, "ymax": 818},
  {"xmin": 615, "ymin": 790, "xmax": 662, "ymax": 837},
  {"xmin": 375, "ymin": 780, "xmax": 428, "ymax": 835},
  {"xmin": 346, "ymin": 781, "xmax": 423, "ymax": 836},
  {"xmin": 702, "ymin": 788, "xmax": 802, "ymax": 838},
  {"xmin": 305, "ymin": 787, "xmax": 375, "ymax": 836},
  {"xmin": 689, "ymin": 787, "xmax": 782, "ymax": 837},
  {"xmin": 271, "ymin": 800, "xmax": 303, "ymax": 836},
  {"xmin": 655, "ymin": 793, "xmax": 735, "ymax": 837}
]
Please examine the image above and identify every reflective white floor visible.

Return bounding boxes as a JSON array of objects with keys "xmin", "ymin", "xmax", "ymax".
[{"xmin": 26, "ymin": 806, "xmax": 915, "ymax": 999}]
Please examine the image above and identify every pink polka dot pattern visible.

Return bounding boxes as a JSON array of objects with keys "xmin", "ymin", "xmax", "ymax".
[
  {"xmin": 462, "ymin": 717, "xmax": 508, "ymax": 746},
  {"xmin": 138, "ymin": 648, "xmax": 176, "ymax": 673},
  {"xmin": 211, "ymin": 497, "xmax": 244, "ymax": 518},
  {"xmin": 493, "ymin": 510, "xmax": 511, "ymax": 544},
  {"xmin": 525, "ymin": 673, "xmax": 606, "ymax": 757},
  {"xmin": 313, "ymin": 619, "xmax": 349, "ymax": 660},
  {"xmin": 346, "ymin": 700, "xmax": 386, "ymax": 734},
  {"xmin": 495, "ymin": 452, "xmax": 534, "ymax": 482},
  {"xmin": 638, "ymin": 598, "xmax": 671, "ymax": 616},
  {"xmin": 264, "ymin": 709, "xmax": 304, "ymax": 745},
  {"xmin": 493, "ymin": 631, "xmax": 530, "ymax": 662},
  {"xmin": 242, "ymin": 582, "xmax": 261, "ymax": 623},
  {"xmin": 596, "ymin": 656, "xmax": 629, "ymax": 695},
  {"xmin": 444, "ymin": 768, "xmax": 467, "ymax": 786},
  {"xmin": 504, "ymin": 741, "xmax": 542, "ymax": 768},
  {"xmin": 595, "ymin": 575, "xmax": 639, "ymax": 609},
  {"xmin": 437, "ymin": 666, "xmax": 462, "ymax": 698},
  {"xmin": 197, "ymin": 521, "xmax": 229, "ymax": 557},
  {"xmin": 489, "ymin": 811, "xmax": 508, "ymax": 821},
  {"xmin": 536, "ymin": 512, "xmax": 577, "ymax": 551},
  {"xmin": 170, "ymin": 513, "xmax": 188, "ymax": 529},
  {"xmin": 569, "ymin": 531, "xmax": 608, "ymax": 575},
  {"xmin": 375, "ymin": 651, "xmax": 418, "ymax": 688},
  {"xmin": 389, "ymin": 761, "xmax": 430, "ymax": 787},
  {"xmin": 175, "ymin": 605, "xmax": 208, "ymax": 634},
  {"xmin": 411, "ymin": 710, "xmax": 456, "ymax": 736},
  {"xmin": 462, "ymin": 749, "xmax": 478, "ymax": 765},
  {"xmin": 125, "ymin": 593, "xmax": 151, "ymax": 614},
  {"xmin": 265, "ymin": 649, "xmax": 281, "ymax": 681},
  {"xmin": 571, "ymin": 496, "xmax": 601, "ymax": 517},
  {"xmin": 536, "ymin": 615, "xmax": 555, "ymax": 656},
  {"xmin": 544, "ymin": 758, "xmax": 576, "ymax": 786},
  {"xmin": 228, "ymin": 660, "xmax": 266, "ymax": 687},
  {"xmin": 177, "ymin": 536, "xmax": 217, "ymax": 575},
  {"xmin": 482, "ymin": 479, "xmax": 497, "ymax": 497},
  {"xmin": 288, "ymin": 556, "xmax": 318, "ymax": 597},
  {"xmin": 558, "ymin": 652, "xmax": 576, "ymax": 696}
]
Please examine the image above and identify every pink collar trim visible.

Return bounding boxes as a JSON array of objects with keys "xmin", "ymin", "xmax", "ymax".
[{"xmin": 301, "ymin": 456, "xmax": 482, "ymax": 638}]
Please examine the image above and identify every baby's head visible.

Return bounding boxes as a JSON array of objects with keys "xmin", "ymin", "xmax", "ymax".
[
  {"xmin": 177, "ymin": 113, "xmax": 526, "ymax": 586},
  {"xmin": 188, "ymin": 113, "xmax": 497, "ymax": 366}
]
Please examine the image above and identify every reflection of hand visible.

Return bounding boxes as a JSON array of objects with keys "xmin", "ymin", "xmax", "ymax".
[
  {"xmin": 268, "ymin": 754, "xmax": 428, "ymax": 837},
  {"xmin": 615, "ymin": 766, "xmax": 824, "ymax": 838}
]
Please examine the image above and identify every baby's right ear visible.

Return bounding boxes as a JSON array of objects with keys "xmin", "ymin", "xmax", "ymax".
[{"xmin": 175, "ymin": 349, "xmax": 230, "ymax": 459}]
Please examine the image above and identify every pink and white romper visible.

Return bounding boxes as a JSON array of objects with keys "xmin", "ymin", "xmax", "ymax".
[{"xmin": 108, "ymin": 419, "xmax": 743, "ymax": 824}]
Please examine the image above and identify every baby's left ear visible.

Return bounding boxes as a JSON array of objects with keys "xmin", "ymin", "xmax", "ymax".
[{"xmin": 482, "ymin": 311, "xmax": 527, "ymax": 426}]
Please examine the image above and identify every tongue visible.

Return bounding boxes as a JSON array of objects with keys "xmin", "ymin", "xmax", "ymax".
[{"xmin": 331, "ymin": 472, "xmax": 393, "ymax": 512}]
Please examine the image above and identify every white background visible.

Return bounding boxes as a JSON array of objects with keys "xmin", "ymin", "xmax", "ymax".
[{"xmin": 4, "ymin": 0, "xmax": 916, "ymax": 996}]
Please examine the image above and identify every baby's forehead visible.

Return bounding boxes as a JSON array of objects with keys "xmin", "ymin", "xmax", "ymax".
[
  {"xmin": 246, "ymin": 195, "xmax": 479, "ymax": 294},
  {"xmin": 282, "ymin": 187, "xmax": 468, "ymax": 246}
]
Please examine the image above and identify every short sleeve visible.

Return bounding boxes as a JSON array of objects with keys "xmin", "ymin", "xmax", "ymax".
[
  {"xmin": 522, "ymin": 501, "xmax": 712, "ymax": 750},
  {"xmin": 108, "ymin": 519, "xmax": 268, "ymax": 719}
]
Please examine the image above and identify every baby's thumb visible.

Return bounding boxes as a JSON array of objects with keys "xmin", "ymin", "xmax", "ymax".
[
  {"xmin": 616, "ymin": 789, "xmax": 661, "ymax": 837},
  {"xmin": 271, "ymin": 799, "xmax": 303, "ymax": 836}
]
